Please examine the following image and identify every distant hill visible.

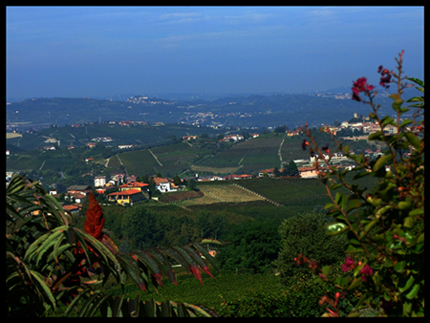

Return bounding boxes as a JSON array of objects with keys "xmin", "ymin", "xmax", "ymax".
[{"xmin": 6, "ymin": 87, "xmax": 417, "ymax": 133}]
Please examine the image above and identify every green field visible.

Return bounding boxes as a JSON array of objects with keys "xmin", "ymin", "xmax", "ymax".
[
  {"xmin": 195, "ymin": 136, "xmax": 283, "ymax": 174},
  {"xmin": 117, "ymin": 142, "xmax": 199, "ymax": 177}
]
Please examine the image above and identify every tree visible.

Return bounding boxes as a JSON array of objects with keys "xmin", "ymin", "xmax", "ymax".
[
  {"xmin": 273, "ymin": 167, "xmax": 281, "ymax": 178},
  {"xmin": 217, "ymin": 220, "xmax": 281, "ymax": 274},
  {"xmin": 287, "ymin": 160, "xmax": 299, "ymax": 176},
  {"xmin": 275, "ymin": 212, "xmax": 348, "ymax": 288},
  {"xmin": 173, "ymin": 175, "xmax": 182, "ymax": 186},
  {"xmin": 187, "ymin": 178, "xmax": 197, "ymax": 190},
  {"xmin": 121, "ymin": 207, "xmax": 159, "ymax": 250}
]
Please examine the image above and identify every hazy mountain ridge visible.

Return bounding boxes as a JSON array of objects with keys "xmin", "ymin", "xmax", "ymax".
[{"xmin": 6, "ymin": 89, "xmax": 410, "ymax": 131}]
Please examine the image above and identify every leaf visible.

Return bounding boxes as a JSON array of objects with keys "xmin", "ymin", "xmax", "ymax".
[
  {"xmin": 63, "ymin": 287, "xmax": 91, "ymax": 316},
  {"xmin": 352, "ymin": 171, "xmax": 371, "ymax": 180},
  {"xmin": 117, "ymin": 253, "xmax": 147, "ymax": 291},
  {"xmin": 373, "ymin": 154, "xmax": 392, "ymax": 172},
  {"xmin": 101, "ymin": 234, "xmax": 119, "ymax": 255},
  {"xmin": 393, "ymin": 260, "xmax": 406, "ymax": 273},
  {"xmin": 132, "ymin": 249, "xmax": 164, "ymax": 287},
  {"xmin": 345, "ymin": 244, "xmax": 364, "ymax": 254},
  {"xmin": 404, "ymin": 132, "xmax": 421, "ymax": 150},
  {"xmin": 367, "ymin": 131, "xmax": 384, "ymax": 141},
  {"xmin": 388, "ymin": 93, "xmax": 400, "ymax": 101},
  {"xmin": 398, "ymin": 275, "xmax": 415, "ymax": 293},
  {"xmin": 405, "ymin": 283, "xmax": 420, "ymax": 300},
  {"xmin": 409, "ymin": 208, "xmax": 424, "ymax": 217},
  {"xmin": 407, "ymin": 77, "xmax": 424, "ymax": 88},
  {"xmin": 399, "ymin": 119, "xmax": 413, "ymax": 128},
  {"xmin": 403, "ymin": 217, "xmax": 416, "ymax": 229},
  {"xmin": 158, "ymin": 246, "xmax": 191, "ymax": 273},
  {"xmin": 392, "ymin": 99, "xmax": 404, "ymax": 111},
  {"xmin": 183, "ymin": 245, "xmax": 214, "ymax": 279},
  {"xmin": 192, "ymin": 243, "xmax": 220, "ymax": 272},
  {"xmin": 380, "ymin": 116, "xmax": 395, "ymax": 128},
  {"xmin": 407, "ymin": 96, "xmax": 424, "ymax": 103},
  {"xmin": 29, "ymin": 270, "xmax": 57, "ymax": 310},
  {"xmin": 345, "ymin": 199, "xmax": 361, "ymax": 214},
  {"xmin": 172, "ymin": 246, "xmax": 198, "ymax": 268},
  {"xmin": 146, "ymin": 247, "xmax": 177, "ymax": 285},
  {"xmin": 347, "ymin": 277, "xmax": 362, "ymax": 290}
]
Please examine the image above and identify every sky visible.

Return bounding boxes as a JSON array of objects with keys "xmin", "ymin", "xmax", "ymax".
[{"xmin": 6, "ymin": 6, "xmax": 424, "ymax": 101}]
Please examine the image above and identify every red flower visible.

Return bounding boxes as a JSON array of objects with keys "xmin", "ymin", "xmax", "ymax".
[
  {"xmin": 302, "ymin": 140, "xmax": 310, "ymax": 150},
  {"xmin": 378, "ymin": 65, "xmax": 392, "ymax": 89},
  {"xmin": 341, "ymin": 257, "xmax": 354, "ymax": 272},
  {"xmin": 84, "ymin": 193, "xmax": 105, "ymax": 241},
  {"xmin": 309, "ymin": 259, "xmax": 318, "ymax": 270},
  {"xmin": 322, "ymin": 145, "xmax": 331, "ymax": 154},
  {"xmin": 351, "ymin": 77, "xmax": 375, "ymax": 101},
  {"xmin": 360, "ymin": 264, "xmax": 373, "ymax": 281}
]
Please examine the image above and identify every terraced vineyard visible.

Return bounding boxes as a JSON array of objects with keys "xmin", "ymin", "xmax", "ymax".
[
  {"xmin": 179, "ymin": 184, "xmax": 266, "ymax": 206},
  {"xmin": 197, "ymin": 136, "xmax": 284, "ymax": 174}
]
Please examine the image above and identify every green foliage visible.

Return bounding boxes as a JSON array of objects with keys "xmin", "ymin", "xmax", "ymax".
[
  {"xmin": 217, "ymin": 275, "xmax": 355, "ymax": 317},
  {"xmin": 299, "ymin": 52, "xmax": 424, "ymax": 317},
  {"xmin": 276, "ymin": 212, "xmax": 348, "ymax": 288},
  {"xmin": 121, "ymin": 207, "xmax": 159, "ymax": 250},
  {"xmin": 6, "ymin": 174, "xmax": 218, "ymax": 317},
  {"xmin": 216, "ymin": 220, "xmax": 281, "ymax": 274}
]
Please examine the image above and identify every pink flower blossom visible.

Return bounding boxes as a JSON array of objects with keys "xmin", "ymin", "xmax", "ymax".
[
  {"xmin": 360, "ymin": 264, "xmax": 373, "ymax": 281},
  {"xmin": 351, "ymin": 77, "xmax": 375, "ymax": 101},
  {"xmin": 341, "ymin": 257, "xmax": 354, "ymax": 272}
]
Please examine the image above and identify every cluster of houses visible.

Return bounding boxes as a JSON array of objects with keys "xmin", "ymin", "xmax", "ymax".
[
  {"xmin": 45, "ymin": 173, "xmax": 182, "ymax": 211},
  {"xmin": 284, "ymin": 113, "xmax": 403, "ymax": 138}
]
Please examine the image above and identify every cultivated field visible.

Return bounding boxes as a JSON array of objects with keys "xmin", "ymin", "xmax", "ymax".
[
  {"xmin": 197, "ymin": 136, "xmax": 284, "ymax": 174},
  {"xmin": 191, "ymin": 165, "xmax": 242, "ymax": 174},
  {"xmin": 179, "ymin": 184, "xmax": 266, "ymax": 206},
  {"xmin": 6, "ymin": 132, "xmax": 22, "ymax": 139}
]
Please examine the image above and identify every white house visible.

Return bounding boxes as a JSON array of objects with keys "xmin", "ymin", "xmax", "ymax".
[
  {"xmin": 94, "ymin": 176, "xmax": 106, "ymax": 187},
  {"xmin": 118, "ymin": 144, "xmax": 134, "ymax": 149},
  {"xmin": 153, "ymin": 177, "xmax": 178, "ymax": 193}
]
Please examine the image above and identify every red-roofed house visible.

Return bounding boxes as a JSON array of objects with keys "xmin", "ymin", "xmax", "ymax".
[
  {"xmin": 153, "ymin": 177, "xmax": 177, "ymax": 193},
  {"xmin": 258, "ymin": 168, "xmax": 275, "ymax": 177},
  {"xmin": 62, "ymin": 204, "xmax": 80, "ymax": 215},
  {"xmin": 119, "ymin": 181, "xmax": 149, "ymax": 192},
  {"xmin": 107, "ymin": 189, "xmax": 145, "ymax": 205},
  {"xmin": 64, "ymin": 192, "xmax": 86, "ymax": 203}
]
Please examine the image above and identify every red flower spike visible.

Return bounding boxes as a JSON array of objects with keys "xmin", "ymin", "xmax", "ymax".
[{"xmin": 84, "ymin": 193, "xmax": 105, "ymax": 241}]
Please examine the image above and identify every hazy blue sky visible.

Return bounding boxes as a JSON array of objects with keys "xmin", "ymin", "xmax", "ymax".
[{"xmin": 6, "ymin": 6, "xmax": 424, "ymax": 100}]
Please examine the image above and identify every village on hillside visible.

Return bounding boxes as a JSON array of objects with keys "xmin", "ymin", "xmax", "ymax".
[{"xmin": 7, "ymin": 111, "xmax": 418, "ymax": 215}]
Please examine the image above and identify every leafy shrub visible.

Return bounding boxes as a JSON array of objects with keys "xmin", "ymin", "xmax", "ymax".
[
  {"xmin": 297, "ymin": 51, "xmax": 424, "ymax": 317},
  {"xmin": 217, "ymin": 273, "xmax": 355, "ymax": 317},
  {"xmin": 216, "ymin": 220, "xmax": 281, "ymax": 274},
  {"xmin": 275, "ymin": 212, "xmax": 348, "ymax": 288}
]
